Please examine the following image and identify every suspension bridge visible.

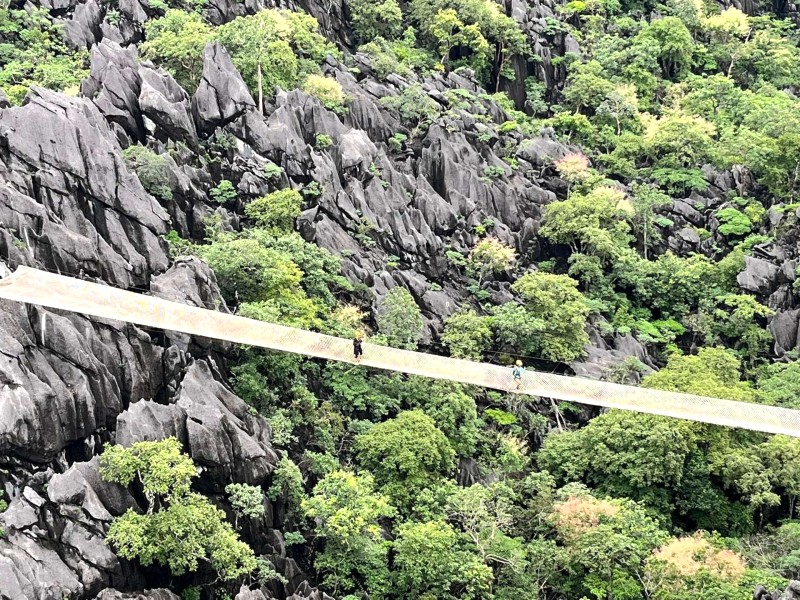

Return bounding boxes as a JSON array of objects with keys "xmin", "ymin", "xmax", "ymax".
[{"xmin": 1, "ymin": 265, "xmax": 798, "ymax": 436}]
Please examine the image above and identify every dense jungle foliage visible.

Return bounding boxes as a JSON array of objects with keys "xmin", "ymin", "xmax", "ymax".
[{"xmin": 4, "ymin": 0, "xmax": 800, "ymax": 597}]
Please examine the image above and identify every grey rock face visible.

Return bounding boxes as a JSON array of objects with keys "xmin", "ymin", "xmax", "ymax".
[
  {"xmin": 738, "ymin": 256, "xmax": 782, "ymax": 295},
  {"xmin": 0, "ymin": 458, "xmax": 138, "ymax": 600},
  {"xmin": 150, "ymin": 257, "xmax": 232, "ymax": 352},
  {"xmin": 0, "ymin": 87, "xmax": 170, "ymax": 285},
  {"xmin": 755, "ymin": 579, "xmax": 800, "ymax": 600},
  {"xmin": 0, "ymin": 293, "xmax": 164, "ymax": 461},
  {"xmin": 175, "ymin": 360, "xmax": 278, "ymax": 488},
  {"xmin": 81, "ymin": 42, "xmax": 145, "ymax": 141},
  {"xmin": 82, "ymin": 42, "xmax": 199, "ymax": 148},
  {"xmin": 192, "ymin": 43, "xmax": 255, "ymax": 136},
  {"xmin": 771, "ymin": 309, "xmax": 800, "ymax": 356},
  {"xmin": 115, "ymin": 359, "xmax": 277, "ymax": 490},
  {"xmin": 139, "ymin": 68, "xmax": 198, "ymax": 145}
]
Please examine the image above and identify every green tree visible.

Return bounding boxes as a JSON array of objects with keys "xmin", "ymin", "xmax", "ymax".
[
  {"xmin": 0, "ymin": 7, "xmax": 88, "ymax": 104},
  {"xmin": 267, "ymin": 457, "xmax": 306, "ymax": 519},
  {"xmin": 380, "ymin": 83, "xmax": 440, "ymax": 137},
  {"xmin": 197, "ymin": 236, "xmax": 303, "ymax": 303},
  {"xmin": 552, "ymin": 494, "xmax": 669, "ymax": 600},
  {"xmin": 430, "ymin": 9, "xmax": 490, "ymax": 73},
  {"xmin": 225, "ymin": 483, "xmax": 265, "ymax": 528},
  {"xmin": 539, "ymin": 186, "xmax": 632, "ymax": 261},
  {"xmin": 377, "ymin": 287, "xmax": 425, "ymax": 350},
  {"xmin": 757, "ymin": 361, "xmax": 800, "ymax": 409},
  {"xmin": 409, "ymin": 0, "xmax": 526, "ymax": 85},
  {"xmin": 100, "ymin": 438, "xmax": 256, "ymax": 581},
  {"xmin": 142, "ymin": 10, "xmax": 213, "ymax": 91},
  {"xmin": 217, "ymin": 13, "xmax": 297, "ymax": 114},
  {"xmin": 245, "ymin": 189, "xmax": 304, "ymax": 233},
  {"xmin": 641, "ymin": 347, "xmax": 755, "ymax": 402},
  {"xmin": 446, "ymin": 482, "xmax": 524, "ymax": 571},
  {"xmin": 635, "ymin": 16, "xmax": 694, "ymax": 79},
  {"xmin": 596, "ymin": 84, "xmax": 640, "ymax": 135},
  {"xmin": 301, "ymin": 471, "xmax": 395, "ymax": 596},
  {"xmin": 442, "ymin": 309, "xmax": 493, "ymax": 360},
  {"xmin": 710, "ymin": 294, "xmax": 773, "ymax": 366},
  {"xmin": 356, "ymin": 410, "xmax": 455, "ymax": 511},
  {"xmin": 630, "ymin": 183, "xmax": 670, "ymax": 259},
  {"xmin": 392, "ymin": 520, "xmax": 493, "ymax": 599},
  {"xmin": 347, "ymin": 0, "xmax": 403, "ymax": 41},
  {"xmin": 467, "ymin": 237, "xmax": 516, "ymax": 287},
  {"xmin": 562, "ymin": 60, "xmax": 615, "ymax": 113},
  {"xmin": 759, "ymin": 436, "xmax": 800, "ymax": 519},
  {"xmin": 216, "ymin": 9, "xmax": 337, "ymax": 111},
  {"xmin": 493, "ymin": 272, "xmax": 591, "ymax": 363},
  {"xmin": 538, "ymin": 411, "xmax": 700, "ymax": 516},
  {"xmin": 412, "ymin": 381, "xmax": 480, "ymax": 456}
]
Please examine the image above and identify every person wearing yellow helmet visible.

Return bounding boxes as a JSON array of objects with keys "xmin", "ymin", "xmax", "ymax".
[
  {"xmin": 353, "ymin": 330, "xmax": 364, "ymax": 360},
  {"xmin": 512, "ymin": 360, "xmax": 525, "ymax": 389}
]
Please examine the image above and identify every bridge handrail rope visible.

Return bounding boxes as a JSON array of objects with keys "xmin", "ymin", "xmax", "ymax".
[{"xmin": 1, "ymin": 265, "xmax": 799, "ymax": 437}]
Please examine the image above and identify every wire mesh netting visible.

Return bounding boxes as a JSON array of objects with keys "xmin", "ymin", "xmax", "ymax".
[{"xmin": 1, "ymin": 265, "xmax": 799, "ymax": 436}]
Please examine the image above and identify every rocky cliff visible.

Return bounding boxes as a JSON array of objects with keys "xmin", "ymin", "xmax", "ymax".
[{"xmin": 0, "ymin": 0, "xmax": 799, "ymax": 598}]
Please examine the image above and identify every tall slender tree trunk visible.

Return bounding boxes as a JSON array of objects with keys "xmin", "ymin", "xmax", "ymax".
[
  {"xmin": 257, "ymin": 62, "xmax": 264, "ymax": 115},
  {"xmin": 643, "ymin": 216, "xmax": 648, "ymax": 260}
]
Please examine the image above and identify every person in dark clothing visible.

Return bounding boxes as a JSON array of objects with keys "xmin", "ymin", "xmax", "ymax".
[{"xmin": 353, "ymin": 331, "xmax": 364, "ymax": 360}]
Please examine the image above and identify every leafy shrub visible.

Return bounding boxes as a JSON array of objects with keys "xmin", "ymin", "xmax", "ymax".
[
  {"xmin": 315, "ymin": 133, "xmax": 334, "ymax": 149},
  {"xmin": 716, "ymin": 207, "xmax": 752, "ymax": 237},
  {"xmin": 359, "ymin": 38, "xmax": 410, "ymax": 78},
  {"xmin": 303, "ymin": 74, "xmax": 347, "ymax": 112},
  {"xmin": 210, "ymin": 179, "xmax": 237, "ymax": 203},
  {"xmin": 245, "ymin": 189, "xmax": 304, "ymax": 233},
  {"xmin": 263, "ymin": 162, "xmax": 284, "ymax": 179},
  {"xmin": 0, "ymin": 498, "xmax": 6, "ymax": 537},
  {"xmin": 122, "ymin": 145, "xmax": 173, "ymax": 201},
  {"xmin": 225, "ymin": 483, "xmax": 265, "ymax": 526},
  {"xmin": 284, "ymin": 531, "xmax": 306, "ymax": 546},
  {"xmin": 483, "ymin": 165, "xmax": 506, "ymax": 180},
  {"xmin": 303, "ymin": 181, "xmax": 324, "ymax": 198},
  {"xmin": 380, "ymin": 84, "xmax": 440, "ymax": 135},
  {"xmin": 484, "ymin": 408, "xmax": 518, "ymax": 426},
  {"xmin": 181, "ymin": 587, "xmax": 200, "ymax": 600},
  {"xmin": 467, "ymin": 237, "xmax": 516, "ymax": 285},
  {"xmin": 498, "ymin": 120, "xmax": 519, "ymax": 133},
  {"xmin": 163, "ymin": 230, "xmax": 193, "ymax": 259}
]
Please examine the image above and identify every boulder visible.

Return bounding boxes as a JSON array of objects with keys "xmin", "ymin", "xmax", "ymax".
[
  {"xmin": 81, "ymin": 41, "xmax": 144, "ymax": 140},
  {"xmin": 771, "ymin": 309, "xmax": 800, "ymax": 356},
  {"xmin": 192, "ymin": 42, "xmax": 255, "ymax": 135},
  {"xmin": 139, "ymin": 67, "xmax": 198, "ymax": 145},
  {"xmin": 738, "ymin": 256, "xmax": 781, "ymax": 296},
  {"xmin": 0, "ymin": 88, "xmax": 170, "ymax": 284}
]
